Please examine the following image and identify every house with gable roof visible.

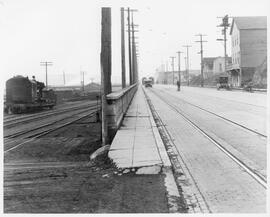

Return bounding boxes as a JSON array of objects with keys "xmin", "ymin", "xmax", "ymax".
[{"xmin": 228, "ymin": 16, "xmax": 267, "ymax": 87}]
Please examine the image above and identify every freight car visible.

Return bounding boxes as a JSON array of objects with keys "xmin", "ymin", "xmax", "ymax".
[{"xmin": 5, "ymin": 75, "xmax": 56, "ymax": 114}]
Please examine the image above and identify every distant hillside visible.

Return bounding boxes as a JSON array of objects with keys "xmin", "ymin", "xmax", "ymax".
[{"xmin": 252, "ymin": 57, "xmax": 267, "ymax": 88}]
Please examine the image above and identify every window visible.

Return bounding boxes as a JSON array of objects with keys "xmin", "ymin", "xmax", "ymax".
[{"xmin": 219, "ymin": 63, "xmax": 222, "ymax": 72}]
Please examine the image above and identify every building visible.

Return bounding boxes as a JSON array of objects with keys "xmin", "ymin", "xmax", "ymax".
[
  {"xmin": 228, "ymin": 16, "xmax": 267, "ymax": 87},
  {"xmin": 203, "ymin": 57, "xmax": 232, "ymax": 78},
  {"xmin": 202, "ymin": 57, "xmax": 215, "ymax": 78},
  {"xmin": 156, "ymin": 70, "xmax": 200, "ymax": 84},
  {"xmin": 213, "ymin": 56, "xmax": 232, "ymax": 75}
]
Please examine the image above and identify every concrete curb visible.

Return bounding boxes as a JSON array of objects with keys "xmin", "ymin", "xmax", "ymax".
[{"xmin": 142, "ymin": 86, "xmax": 182, "ymax": 213}]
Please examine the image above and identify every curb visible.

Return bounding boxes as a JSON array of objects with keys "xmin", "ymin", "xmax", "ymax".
[{"xmin": 142, "ymin": 85, "xmax": 182, "ymax": 213}]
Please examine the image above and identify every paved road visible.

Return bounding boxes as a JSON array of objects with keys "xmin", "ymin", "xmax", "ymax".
[{"xmin": 144, "ymin": 85, "xmax": 266, "ymax": 213}]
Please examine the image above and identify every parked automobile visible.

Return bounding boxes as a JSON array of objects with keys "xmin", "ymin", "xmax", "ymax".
[{"xmin": 217, "ymin": 76, "xmax": 231, "ymax": 90}]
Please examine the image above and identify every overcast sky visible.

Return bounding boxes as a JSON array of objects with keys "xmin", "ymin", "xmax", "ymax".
[{"xmin": 0, "ymin": 0, "xmax": 269, "ymax": 87}]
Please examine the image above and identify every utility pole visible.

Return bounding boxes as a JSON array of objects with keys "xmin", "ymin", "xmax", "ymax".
[
  {"xmin": 217, "ymin": 15, "xmax": 230, "ymax": 76},
  {"xmin": 127, "ymin": 8, "xmax": 132, "ymax": 85},
  {"xmin": 63, "ymin": 70, "xmax": 66, "ymax": 86},
  {"xmin": 195, "ymin": 34, "xmax": 207, "ymax": 87},
  {"xmin": 170, "ymin": 56, "xmax": 176, "ymax": 85},
  {"xmin": 40, "ymin": 61, "xmax": 53, "ymax": 88},
  {"xmin": 176, "ymin": 51, "xmax": 183, "ymax": 90},
  {"xmin": 131, "ymin": 14, "xmax": 136, "ymax": 84},
  {"xmin": 81, "ymin": 71, "xmax": 85, "ymax": 92},
  {"xmin": 182, "ymin": 45, "xmax": 191, "ymax": 86},
  {"xmin": 120, "ymin": 7, "xmax": 126, "ymax": 88},
  {"xmin": 126, "ymin": 8, "xmax": 138, "ymax": 85},
  {"xmin": 100, "ymin": 7, "xmax": 112, "ymax": 146}
]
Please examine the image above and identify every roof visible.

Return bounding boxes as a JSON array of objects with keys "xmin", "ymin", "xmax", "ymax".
[
  {"xmin": 203, "ymin": 57, "xmax": 216, "ymax": 62},
  {"xmin": 203, "ymin": 57, "xmax": 215, "ymax": 67},
  {"xmin": 230, "ymin": 16, "xmax": 267, "ymax": 34}
]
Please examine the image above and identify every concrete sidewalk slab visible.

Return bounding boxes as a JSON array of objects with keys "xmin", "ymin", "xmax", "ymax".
[{"xmin": 108, "ymin": 86, "xmax": 169, "ymax": 171}]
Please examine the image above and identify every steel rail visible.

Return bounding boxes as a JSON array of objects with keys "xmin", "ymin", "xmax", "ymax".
[
  {"xmin": 157, "ymin": 88, "xmax": 266, "ymax": 138},
  {"xmin": 4, "ymin": 106, "xmax": 99, "ymax": 139},
  {"xmin": 4, "ymin": 103, "xmax": 97, "ymax": 128},
  {"xmin": 149, "ymin": 88, "xmax": 267, "ymax": 189},
  {"xmin": 4, "ymin": 110, "xmax": 98, "ymax": 154}
]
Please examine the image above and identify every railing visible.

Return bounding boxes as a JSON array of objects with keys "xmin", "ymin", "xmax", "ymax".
[{"xmin": 106, "ymin": 83, "xmax": 138, "ymax": 140}]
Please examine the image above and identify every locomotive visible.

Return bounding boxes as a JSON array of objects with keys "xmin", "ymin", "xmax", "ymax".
[{"xmin": 5, "ymin": 75, "xmax": 56, "ymax": 114}]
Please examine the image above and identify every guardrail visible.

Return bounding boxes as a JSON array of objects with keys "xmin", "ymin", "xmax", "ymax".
[{"xmin": 106, "ymin": 83, "xmax": 138, "ymax": 141}]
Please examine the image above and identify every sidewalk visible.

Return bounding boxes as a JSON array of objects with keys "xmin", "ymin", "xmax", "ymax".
[{"xmin": 108, "ymin": 86, "xmax": 171, "ymax": 173}]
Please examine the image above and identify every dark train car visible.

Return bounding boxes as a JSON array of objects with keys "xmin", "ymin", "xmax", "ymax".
[{"xmin": 5, "ymin": 75, "xmax": 56, "ymax": 114}]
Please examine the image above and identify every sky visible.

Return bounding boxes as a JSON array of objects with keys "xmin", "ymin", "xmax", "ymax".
[{"xmin": 0, "ymin": 0, "xmax": 269, "ymax": 87}]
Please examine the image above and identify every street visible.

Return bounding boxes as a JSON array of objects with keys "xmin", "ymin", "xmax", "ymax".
[
  {"xmin": 144, "ymin": 85, "xmax": 266, "ymax": 213},
  {"xmin": 1, "ymin": 1, "xmax": 268, "ymax": 214}
]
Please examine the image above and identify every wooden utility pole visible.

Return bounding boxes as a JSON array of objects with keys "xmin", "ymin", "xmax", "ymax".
[
  {"xmin": 120, "ymin": 7, "xmax": 126, "ymax": 88},
  {"xmin": 195, "ymin": 34, "xmax": 207, "ymax": 87},
  {"xmin": 81, "ymin": 71, "xmax": 85, "ymax": 92},
  {"xmin": 100, "ymin": 7, "xmax": 112, "ymax": 146},
  {"xmin": 126, "ymin": 8, "xmax": 138, "ymax": 85},
  {"xmin": 183, "ymin": 45, "xmax": 191, "ymax": 86},
  {"xmin": 63, "ymin": 70, "xmax": 66, "ymax": 86},
  {"xmin": 40, "ymin": 61, "xmax": 53, "ymax": 88},
  {"xmin": 217, "ymin": 15, "xmax": 230, "ymax": 77},
  {"xmin": 170, "ymin": 56, "xmax": 176, "ymax": 85},
  {"xmin": 176, "ymin": 51, "xmax": 183, "ymax": 90},
  {"xmin": 131, "ymin": 16, "xmax": 136, "ymax": 84},
  {"xmin": 127, "ymin": 8, "xmax": 132, "ymax": 85},
  {"xmin": 131, "ymin": 14, "xmax": 138, "ymax": 83}
]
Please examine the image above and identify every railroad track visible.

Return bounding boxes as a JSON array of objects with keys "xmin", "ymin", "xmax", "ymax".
[
  {"xmin": 146, "ymin": 88, "xmax": 267, "ymax": 189},
  {"xmin": 4, "ymin": 108, "xmax": 99, "ymax": 153},
  {"xmin": 4, "ymin": 102, "xmax": 97, "ymax": 128},
  {"xmin": 156, "ymin": 88, "xmax": 266, "ymax": 138}
]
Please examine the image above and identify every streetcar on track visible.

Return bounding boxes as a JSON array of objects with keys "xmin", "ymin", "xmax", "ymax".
[{"xmin": 142, "ymin": 77, "xmax": 154, "ymax": 88}]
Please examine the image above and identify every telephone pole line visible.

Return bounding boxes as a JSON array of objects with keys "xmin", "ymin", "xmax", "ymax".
[
  {"xmin": 40, "ymin": 61, "xmax": 53, "ymax": 88},
  {"xmin": 176, "ymin": 51, "xmax": 183, "ymax": 90},
  {"xmin": 182, "ymin": 45, "xmax": 191, "ymax": 86},
  {"xmin": 195, "ymin": 34, "xmax": 207, "ymax": 87},
  {"xmin": 170, "ymin": 56, "xmax": 176, "ymax": 85}
]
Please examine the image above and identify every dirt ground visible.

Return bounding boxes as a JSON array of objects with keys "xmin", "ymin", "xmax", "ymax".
[{"xmin": 4, "ymin": 113, "xmax": 171, "ymax": 213}]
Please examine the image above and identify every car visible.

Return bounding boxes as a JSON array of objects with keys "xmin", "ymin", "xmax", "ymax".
[{"xmin": 217, "ymin": 76, "xmax": 231, "ymax": 90}]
